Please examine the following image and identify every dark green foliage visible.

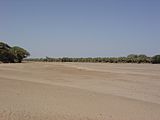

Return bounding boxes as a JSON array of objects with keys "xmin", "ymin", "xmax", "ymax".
[
  {"xmin": 10, "ymin": 46, "xmax": 30, "ymax": 63},
  {"xmin": 25, "ymin": 54, "xmax": 157, "ymax": 64},
  {"xmin": 151, "ymin": 55, "xmax": 160, "ymax": 64},
  {"xmin": 0, "ymin": 42, "xmax": 30, "ymax": 63},
  {"xmin": 127, "ymin": 54, "xmax": 138, "ymax": 59},
  {"xmin": 0, "ymin": 42, "xmax": 15, "ymax": 63},
  {"xmin": 0, "ymin": 42, "xmax": 11, "ymax": 49}
]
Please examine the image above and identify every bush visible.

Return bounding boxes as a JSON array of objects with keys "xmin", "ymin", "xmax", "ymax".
[
  {"xmin": 152, "ymin": 55, "xmax": 160, "ymax": 64},
  {"xmin": 0, "ymin": 42, "xmax": 30, "ymax": 63}
]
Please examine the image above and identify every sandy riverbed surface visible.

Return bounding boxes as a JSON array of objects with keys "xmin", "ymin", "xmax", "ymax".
[{"xmin": 0, "ymin": 62, "xmax": 160, "ymax": 120}]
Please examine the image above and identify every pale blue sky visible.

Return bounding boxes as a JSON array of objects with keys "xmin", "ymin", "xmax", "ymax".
[{"xmin": 0, "ymin": 0, "xmax": 160, "ymax": 57}]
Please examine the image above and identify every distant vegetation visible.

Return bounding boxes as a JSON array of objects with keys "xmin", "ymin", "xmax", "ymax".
[
  {"xmin": 152, "ymin": 55, "xmax": 160, "ymax": 64},
  {"xmin": 0, "ymin": 42, "xmax": 30, "ymax": 63},
  {"xmin": 26, "ymin": 54, "xmax": 160, "ymax": 64},
  {"xmin": 1, "ymin": 42, "xmax": 159, "ymax": 64}
]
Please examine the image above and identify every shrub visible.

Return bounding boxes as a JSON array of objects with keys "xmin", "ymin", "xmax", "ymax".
[{"xmin": 152, "ymin": 55, "xmax": 160, "ymax": 64}]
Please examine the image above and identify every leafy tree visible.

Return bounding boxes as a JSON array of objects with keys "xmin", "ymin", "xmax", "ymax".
[
  {"xmin": 138, "ymin": 54, "xmax": 147, "ymax": 59},
  {"xmin": 152, "ymin": 55, "xmax": 160, "ymax": 64},
  {"xmin": 127, "ymin": 54, "xmax": 138, "ymax": 58},
  {"xmin": 10, "ymin": 46, "xmax": 30, "ymax": 63},
  {"xmin": 0, "ymin": 42, "xmax": 30, "ymax": 63},
  {"xmin": 0, "ymin": 42, "xmax": 15, "ymax": 63},
  {"xmin": 0, "ymin": 42, "xmax": 11, "ymax": 50}
]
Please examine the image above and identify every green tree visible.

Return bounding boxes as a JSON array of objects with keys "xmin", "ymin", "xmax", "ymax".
[
  {"xmin": 10, "ymin": 46, "xmax": 30, "ymax": 63},
  {"xmin": 127, "ymin": 54, "xmax": 138, "ymax": 58},
  {"xmin": 152, "ymin": 55, "xmax": 160, "ymax": 64},
  {"xmin": 138, "ymin": 54, "xmax": 147, "ymax": 58},
  {"xmin": 0, "ymin": 42, "xmax": 15, "ymax": 63}
]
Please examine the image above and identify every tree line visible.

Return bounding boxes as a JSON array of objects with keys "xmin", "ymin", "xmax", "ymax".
[
  {"xmin": 26, "ymin": 54, "xmax": 160, "ymax": 64},
  {"xmin": 1, "ymin": 41, "xmax": 160, "ymax": 64},
  {"xmin": 0, "ymin": 42, "xmax": 30, "ymax": 63}
]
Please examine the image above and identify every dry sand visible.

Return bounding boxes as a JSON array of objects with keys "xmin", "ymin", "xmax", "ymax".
[{"xmin": 0, "ymin": 62, "xmax": 160, "ymax": 120}]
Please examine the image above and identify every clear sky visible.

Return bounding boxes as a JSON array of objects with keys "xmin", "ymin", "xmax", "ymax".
[{"xmin": 0, "ymin": 0, "xmax": 160, "ymax": 57}]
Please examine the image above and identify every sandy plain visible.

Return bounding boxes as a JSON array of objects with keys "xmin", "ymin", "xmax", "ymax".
[{"xmin": 0, "ymin": 62, "xmax": 160, "ymax": 120}]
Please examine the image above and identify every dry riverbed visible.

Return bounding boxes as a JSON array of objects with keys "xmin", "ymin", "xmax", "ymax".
[{"xmin": 0, "ymin": 62, "xmax": 160, "ymax": 120}]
